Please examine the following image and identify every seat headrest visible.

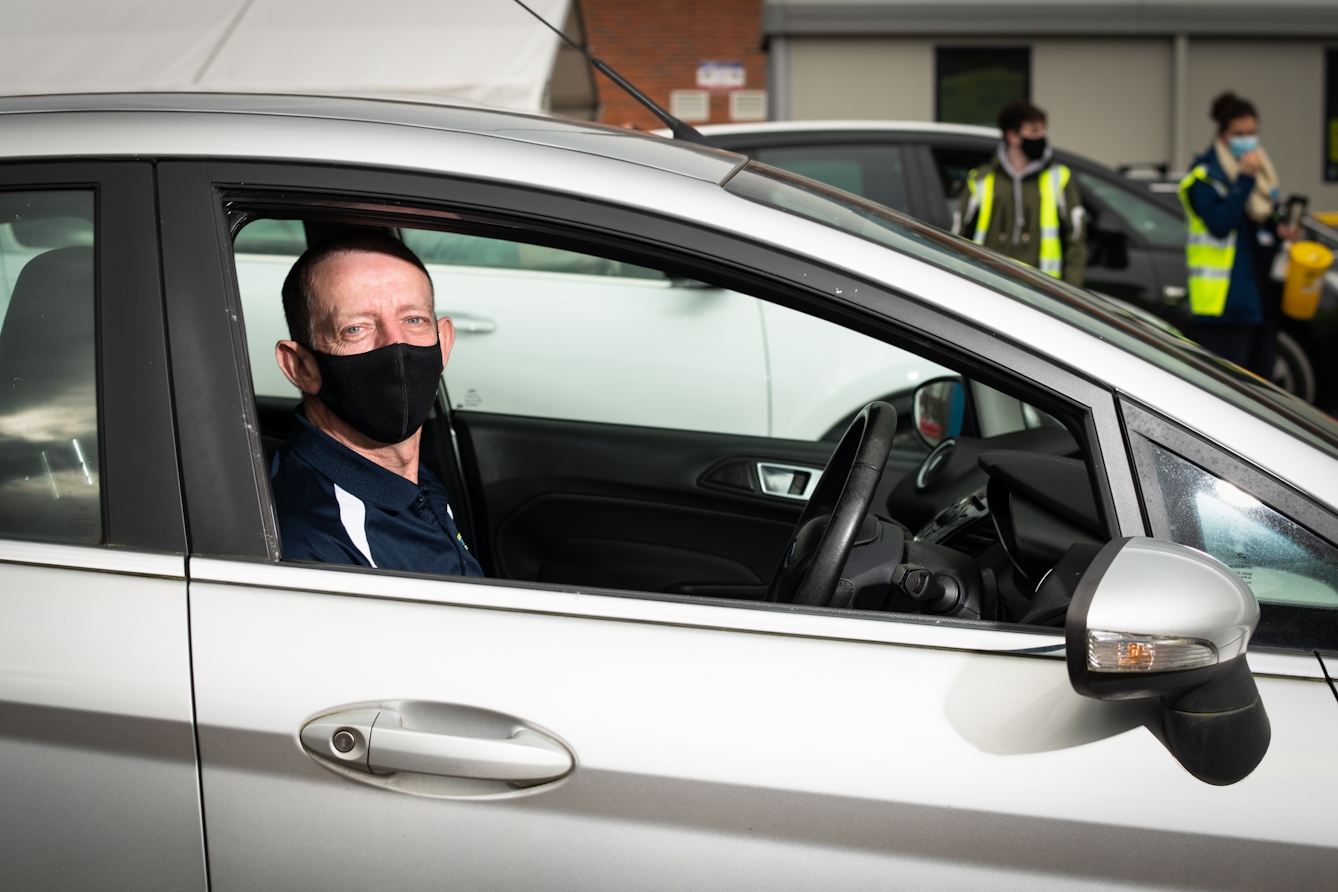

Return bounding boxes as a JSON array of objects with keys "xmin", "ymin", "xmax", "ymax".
[{"xmin": 0, "ymin": 246, "xmax": 95, "ymax": 416}]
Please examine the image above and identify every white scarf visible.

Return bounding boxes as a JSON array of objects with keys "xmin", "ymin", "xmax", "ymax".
[{"xmin": 1214, "ymin": 140, "xmax": 1279, "ymax": 223}]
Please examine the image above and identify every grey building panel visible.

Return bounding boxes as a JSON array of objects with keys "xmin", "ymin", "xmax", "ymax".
[{"xmin": 763, "ymin": 2, "xmax": 1338, "ymax": 38}]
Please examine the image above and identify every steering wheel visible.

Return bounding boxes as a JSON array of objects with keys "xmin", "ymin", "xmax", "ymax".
[{"xmin": 766, "ymin": 401, "xmax": 898, "ymax": 607}]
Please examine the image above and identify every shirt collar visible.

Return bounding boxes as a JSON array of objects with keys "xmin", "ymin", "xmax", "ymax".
[{"xmin": 287, "ymin": 411, "xmax": 432, "ymax": 511}]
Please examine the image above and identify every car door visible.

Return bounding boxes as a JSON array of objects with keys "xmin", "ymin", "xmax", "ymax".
[
  {"xmin": 0, "ymin": 164, "xmax": 204, "ymax": 889},
  {"xmin": 169, "ymin": 159, "xmax": 1338, "ymax": 890}
]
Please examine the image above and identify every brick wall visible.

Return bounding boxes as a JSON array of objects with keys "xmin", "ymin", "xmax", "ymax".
[{"xmin": 580, "ymin": 0, "xmax": 766, "ymax": 129}]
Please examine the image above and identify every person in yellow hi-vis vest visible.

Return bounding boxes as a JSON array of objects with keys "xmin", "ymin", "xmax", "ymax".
[
  {"xmin": 1178, "ymin": 91, "xmax": 1299, "ymax": 377},
  {"xmin": 953, "ymin": 100, "xmax": 1087, "ymax": 286}
]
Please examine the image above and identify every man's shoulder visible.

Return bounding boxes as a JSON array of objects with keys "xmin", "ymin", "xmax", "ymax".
[
  {"xmin": 270, "ymin": 441, "xmax": 371, "ymax": 565},
  {"xmin": 271, "ymin": 437, "xmax": 334, "ymax": 503},
  {"xmin": 971, "ymin": 156, "xmax": 1004, "ymax": 179}
]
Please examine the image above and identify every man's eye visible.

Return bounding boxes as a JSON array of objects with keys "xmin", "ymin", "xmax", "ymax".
[{"xmin": 344, "ymin": 325, "xmax": 363, "ymax": 335}]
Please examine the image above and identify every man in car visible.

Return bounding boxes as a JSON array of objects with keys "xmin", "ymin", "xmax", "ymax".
[
  {"xmin": 953, "ymin": 100, "xmax": 1087, "ymax": 286},
  {"xmin": 270, "ymin": 227, "xmax": 483, "ymax": 577}
]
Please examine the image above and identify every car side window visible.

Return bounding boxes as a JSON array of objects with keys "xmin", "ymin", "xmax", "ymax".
[
  {"xmin": 1148, "ymin": 442, "xmax": 1338, "ymax": 609},
  {"xmin": 1076, "ymin": 172, "xmax": 1185, "ymax": 249},
  {"xmin": 0, "ymin": 191, "xmax": 100, "ymax": 543},
  {"xmin": 235, "ymin": 219, "xmax": 945, "ymax": 441},
  {"xmin": 749, "ymin": 144, "xmax": 912, "ymax": 214},
  {"xmin": 929, "ymin": 146, "xmax": 993, "ymax": 220}
]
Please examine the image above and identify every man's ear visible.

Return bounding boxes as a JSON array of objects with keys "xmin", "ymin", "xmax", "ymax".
[
  {"xmin": 276, "ymin": 340, "xmax": 322, "ymax": 395},
  {"xmin": 437, "ymin": 316, "xmax": 456, "ymax": 367}
]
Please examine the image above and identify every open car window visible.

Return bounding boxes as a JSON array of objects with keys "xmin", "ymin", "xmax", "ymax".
[{"xmin": 231, "ymin": 213, "xmax": 1112, "ymax": 631}]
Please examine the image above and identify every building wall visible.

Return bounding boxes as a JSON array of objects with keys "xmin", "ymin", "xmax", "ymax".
[
  {"xmin": 790, "ymin": 38, "xmax": 933, "ymax": 120},
  {"xmin": 581, "ymin": 0, "xmax": 767, "ymax": 130},
  {"xmin": 1032, "ymin": 39, "xmax": 1171, "ymax": 173},
  {"xmin": 787, "ymin": 35, "xmax": 1338, "ymax": 210}
]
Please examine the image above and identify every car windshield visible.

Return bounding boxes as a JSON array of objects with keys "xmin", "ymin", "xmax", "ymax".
[
  {"xmin": 1076, "ymin": 171, "xmax": 1185, "ymax": 249},
  {"xmin": 723, "ymin": 162, "xmax": 1338, "ymax": 458}
]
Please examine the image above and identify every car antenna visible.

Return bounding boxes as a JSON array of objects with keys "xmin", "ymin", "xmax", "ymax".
[{"xmin": 508, "ymin": 0, "xmax": 716, "ymax": 147}]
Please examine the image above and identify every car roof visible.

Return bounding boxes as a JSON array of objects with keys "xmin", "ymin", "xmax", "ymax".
[
  {"xmin": 695, "ymin": 120, "xmax": 1001, "ymax": 139},
  {"xmin": 0, "ymin": 92, "xmax": 746, "ymax": 183}
]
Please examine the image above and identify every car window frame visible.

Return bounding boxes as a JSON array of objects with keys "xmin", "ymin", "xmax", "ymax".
[
  {"xmin": 1121, "ymin": 397, "xmax": 1338, "ymax": 653},
  {"xmin": 0, "ymin": 161, "xmax": 184, "ymax": 553},
  {"xmin": 161, "ymin": 159, "xmax": 1143, "ymax": 611}
]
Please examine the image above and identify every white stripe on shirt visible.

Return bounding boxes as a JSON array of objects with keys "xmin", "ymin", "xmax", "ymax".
[{"xmin": 333, "ymin": 483, "xmax": 377, "ymax": 568}]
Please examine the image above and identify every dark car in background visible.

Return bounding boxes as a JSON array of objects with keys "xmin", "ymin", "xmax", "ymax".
[{"xmin": 702, "ymin": 121, "xmax": 1333, "ymax": 407}]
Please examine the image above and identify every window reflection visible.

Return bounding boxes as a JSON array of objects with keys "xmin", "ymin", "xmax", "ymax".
[
  {"xmin": 1150, "ymin": 442, "xmax": 1338, "ymax": 608},
  {"xmin": 0, "ymin": 190, "xmax": 100, "ymax": 544}
]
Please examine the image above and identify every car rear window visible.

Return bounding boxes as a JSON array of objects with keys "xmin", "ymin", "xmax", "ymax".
[
  {"xmin": 0, "ymin": 190, "xmax": 101, "ymax": 544},
  {"xmin": 749, "ymin": 144, "xmax": 911, "ymax": 214},
  {"xmin": 723, "ymin": 161, "xmax": 1338, "ymax": 460}
]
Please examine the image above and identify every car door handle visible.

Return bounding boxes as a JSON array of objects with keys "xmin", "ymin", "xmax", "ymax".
[
  {"xmin": 440, "ymin": 311, "xmax": 497, "ymax": 334},
  {"xmin": 757, "ymin": 462, "xmax": 822, "ymax": 500},
  {"xmin": 301, "ymin": 708, "xmax": 572, "ymax": 783}
]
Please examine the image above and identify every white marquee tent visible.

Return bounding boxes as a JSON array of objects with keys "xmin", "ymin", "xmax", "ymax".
[{"xmin": 0, "ymin": 0, "xmax": 597, "ymax": 117}]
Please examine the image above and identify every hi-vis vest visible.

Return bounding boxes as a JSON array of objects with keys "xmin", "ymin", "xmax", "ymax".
[
  {"xmin": 1176, "ymin": 166, "xmax": 1235, "ymax": 317},
  {"xmin": 967, "ymin": 164, "xmax": 1070, "ymax": 277}
]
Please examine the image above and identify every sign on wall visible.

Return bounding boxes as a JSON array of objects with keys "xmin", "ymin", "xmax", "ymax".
[{"xmin": 697, "ymin": 61, "xmax": 746, "ymax": 91}]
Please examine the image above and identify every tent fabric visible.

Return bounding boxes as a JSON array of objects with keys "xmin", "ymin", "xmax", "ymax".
[{"xmin": 0, "ymin": 0, "xmax": 571, "ymax": 112}]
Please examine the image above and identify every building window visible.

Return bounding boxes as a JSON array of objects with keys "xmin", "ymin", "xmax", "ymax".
[
  {"xmin": 936, "ymin": 47, "xmax": 1030, "ymax": 127},
  {"xmin": 1327, "ymin": 50, "xmax": 1338, "ymax": 182},
  {"xmin": 669, "ymin": 90, "xmax": 710, "ymax": 123}
]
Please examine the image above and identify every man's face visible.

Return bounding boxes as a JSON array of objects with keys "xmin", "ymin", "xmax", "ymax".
[
  {"xmin": 308, "ymin": 250, "xmax": 439, "ymax": 355},
  {"xmin": 277, "ymin": 249, "xmax": 454, "ymax": 398},
  {"xmin": 1005, "ymin": 119, "xmax": 1047, "ymax": 148}
]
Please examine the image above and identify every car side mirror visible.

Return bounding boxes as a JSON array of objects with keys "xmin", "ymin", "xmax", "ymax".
[
  {"xmin": 1066, "ymin": 537, "xmax": 1269, "ymax": 785},
  {"xmin": 911, "ymin": 378, "xmax": 966, "ymax": 449}
]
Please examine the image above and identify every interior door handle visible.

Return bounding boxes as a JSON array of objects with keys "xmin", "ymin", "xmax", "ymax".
[
  {"xmin": 440, "ymin": 311, "xmax": 497, "ymax": 334},
  {"xmin": 757, "ymin": 462, "xmax": 822, "ymax": 500},
  {"xmin": 301, "ymin": 708, "xmax": 572, "ymax": 784}
]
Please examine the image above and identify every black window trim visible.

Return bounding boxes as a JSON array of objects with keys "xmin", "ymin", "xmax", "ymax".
[
  {"xmin": 0, "ymin": 161, "xmax": 186, "ymax": 554},
  {"xmin": 161, "ymin": 158, "xmax": 1144, "ymax": 562}
]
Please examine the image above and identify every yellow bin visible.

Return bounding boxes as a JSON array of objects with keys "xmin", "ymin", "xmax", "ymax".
[{"xmin": 1282, "ymin": 240, "xmax": 1334, "ymax": 320}]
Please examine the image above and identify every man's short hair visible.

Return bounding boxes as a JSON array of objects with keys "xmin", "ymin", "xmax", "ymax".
[
  {"xmin": 997, "ymin": 100, "xmax": 1047, "ymax": 135},
  {"xmin": 280, "ymin": 227, "xmax": 433, "ymax": 349}
]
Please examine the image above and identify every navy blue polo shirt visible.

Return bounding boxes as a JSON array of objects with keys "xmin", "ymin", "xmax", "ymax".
[{"xmin": 270, "ymin": 412, "xmax": 483, "ymax": 577}]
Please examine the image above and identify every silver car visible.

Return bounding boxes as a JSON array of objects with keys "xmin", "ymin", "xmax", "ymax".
[{"xmin": 1, "ymin": 94, "xmax": 1336, "ymax": 891}]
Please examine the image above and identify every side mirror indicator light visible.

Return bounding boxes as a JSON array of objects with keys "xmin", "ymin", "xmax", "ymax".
[{"xmin": 1088, "ymin": 630, "xmax": 1218, "ymax": 673}]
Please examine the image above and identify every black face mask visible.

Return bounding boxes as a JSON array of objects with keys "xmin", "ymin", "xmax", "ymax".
[
  {"xmin": 1021, "ymin": 136, "xmax": 1048, "ymax": 162},
  {"xmin": 312, "ymin": 341, "xmax": 444, "ymax": 444}
]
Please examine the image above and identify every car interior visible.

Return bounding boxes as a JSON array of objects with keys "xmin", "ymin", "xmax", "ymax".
[{"xmin": 234, "ymin": 214, "xmax": 1112, "ymax": 629}]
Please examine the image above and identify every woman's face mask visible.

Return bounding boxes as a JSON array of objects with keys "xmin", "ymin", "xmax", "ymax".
[{"xmin": 1228, "ymin": 135, "xmax": 1259, "ymax": 159}]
